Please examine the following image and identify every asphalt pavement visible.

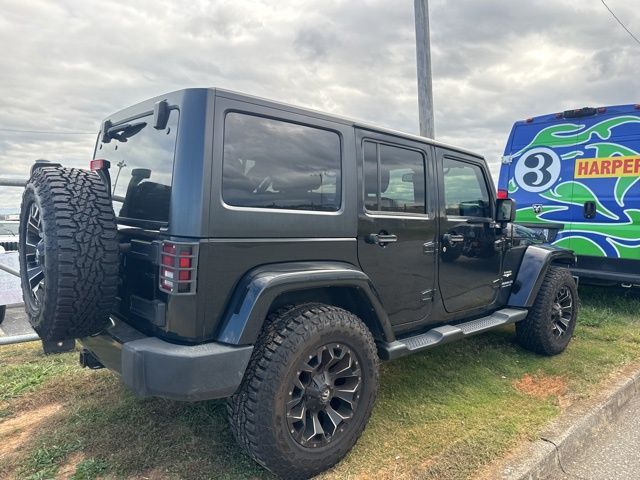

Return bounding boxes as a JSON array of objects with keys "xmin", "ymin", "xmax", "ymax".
[
  {"xmin": 0, "ymin": 251, "xmax": 23, "ymax": 306},
  {"xmin": 0, "ymin": 305, "xmax": 35, "ymax": 337},
  {"xmin": 550, "ymin": 393, "xmax": 640, "ymax": 480},
  {"xmin": 0, "ymin": 252, "xmax": 35, "ymax": 338}
]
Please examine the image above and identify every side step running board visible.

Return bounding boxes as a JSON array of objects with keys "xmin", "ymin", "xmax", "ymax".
[{"xmin": 378, "ymin": 308, "xmax": 528, "ymax": 360}]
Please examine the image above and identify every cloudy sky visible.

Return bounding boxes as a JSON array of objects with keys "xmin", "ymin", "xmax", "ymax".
[{"xmin": 1, "ymin": 0, "xmax": 638, "ymax": 212}]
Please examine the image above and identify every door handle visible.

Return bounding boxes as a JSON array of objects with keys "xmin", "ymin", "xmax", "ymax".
[
  {"xmin": 367, "ymin": 233, "xmax": 398, "ymax": 246},
  {"xmin": 583, "ymin": 201, "xmax": 596, "ymax": 219},
  {"xmin": 444, "ymin": 233, "xmax": 465, "ymax": 245}
]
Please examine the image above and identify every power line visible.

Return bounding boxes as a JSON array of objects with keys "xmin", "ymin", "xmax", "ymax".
[
  {"xmin": 600, "ymin": 0, "xmax": 640, "ymax": 47},
  {"xmin": 0, "ymin": 128, "xmax": 95, "ymax": 135}
]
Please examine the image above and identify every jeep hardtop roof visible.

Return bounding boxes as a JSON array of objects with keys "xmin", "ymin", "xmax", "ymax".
[{"xmin": 100, "ymin": 87, "xmax": 484, "ymax": 161}]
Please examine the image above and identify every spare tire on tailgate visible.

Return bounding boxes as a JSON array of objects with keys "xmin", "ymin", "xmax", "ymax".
[{"xmin": 18, "ymin": 167, "xmax": 119, "ymax": 341}]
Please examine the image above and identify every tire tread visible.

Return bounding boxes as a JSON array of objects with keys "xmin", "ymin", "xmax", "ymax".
[
  {"xmin": 516, "ymin": 266, "xmax": 578, "ymax": 356},
  {"xmin": 18, "ymin": 167, "xmax": 119, "ymax": 341},
  {"xmin": 227, "ymin": 303, "xmax": 379, "ymax": 479}
]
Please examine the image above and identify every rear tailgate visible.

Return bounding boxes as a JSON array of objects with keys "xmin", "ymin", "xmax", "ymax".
[{"xmin": 117, "ymin": 229, "xmax": 166, "ymax": 334}]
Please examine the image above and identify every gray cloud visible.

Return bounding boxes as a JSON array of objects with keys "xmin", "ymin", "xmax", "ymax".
[{"xmin": 1, "ymin": 0, "xmax": 638, "ymax": 210}]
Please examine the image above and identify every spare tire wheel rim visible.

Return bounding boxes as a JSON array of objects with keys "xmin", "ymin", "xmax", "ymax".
[
  {"xmin": 551, "ymin": 285, "xmax": 573, "ymax": 337},
  {"xmin": 286, "ymin": 342, "xmax": 363, "ymax": 448},
  {"xmin": 23, "ymin": 201, "xmax": 45, "ymax": 308}
]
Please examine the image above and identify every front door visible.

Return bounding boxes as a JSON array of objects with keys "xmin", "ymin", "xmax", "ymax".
[
  {"xmin": 356, "ymin": 131, "xmax": 437, "ymax": 328},
  {"xmin": 438, "ymin": 153, "xmax": 502, "ymax": 313}
]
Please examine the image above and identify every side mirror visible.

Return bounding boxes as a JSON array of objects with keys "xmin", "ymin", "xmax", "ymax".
[{"xmin": 496, "ymin": 198, "xmax": 516, "ymax": 223}]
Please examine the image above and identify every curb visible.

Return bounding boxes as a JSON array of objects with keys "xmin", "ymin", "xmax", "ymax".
[{"xmin": 499, "ymin": 367, "xmax": 640, "ymax": 480}]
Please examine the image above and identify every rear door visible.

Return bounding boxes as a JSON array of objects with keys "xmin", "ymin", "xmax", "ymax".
[
  {"xmin": 356, "ymin": 130, "xmax": 437, "ymax": 329},
  {"xmin": 437, "ymin": 152, "xmax": 502, "ymax": 313},
  {"xmin": 95, "ymin": 107, "xmax": 182, "ymax": 333}
]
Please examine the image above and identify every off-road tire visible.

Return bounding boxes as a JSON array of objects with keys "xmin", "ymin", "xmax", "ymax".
[
  {"xmin": 227, "ymin": 303, "xmax": 379, "ymax": 480},
  {"xmin": 516, "ymin": 266, "xmax": 578, "ymax": 355},
  {"xmin": 18, "ymin": 167, "xmax": 119, "ymax": 341}
]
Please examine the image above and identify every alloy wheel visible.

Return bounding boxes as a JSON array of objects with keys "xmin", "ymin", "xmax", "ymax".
[
  {"xmin": 551, "ymin": 285, "xmax": 573, "ymax": 337},
  {"xmin": 22, "ymin": 201, "xmax": 45, "ymax": 306},
  {"xmin": 286, "ymin": 343, "xmax": 363, "ymax": 448}
]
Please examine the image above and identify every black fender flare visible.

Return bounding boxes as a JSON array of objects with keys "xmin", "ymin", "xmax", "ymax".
[
  {"xmin": 216, "ymin": 261, "xmax": 393, "ymax": 345},
  {"xmin": 508, "ymin": 245, "xmax": 576, "ymax": 308}
]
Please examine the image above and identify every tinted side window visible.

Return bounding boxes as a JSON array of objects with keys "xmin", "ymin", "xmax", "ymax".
[
  {"xmin": 364, "ymin": 141, "xmax": 425, "ymax": 214},
  {"xmin": 443, "ymin": 157, "xmax": 490, "ymax": 217},
  {"xmin": 223, "ymin": 113, "xmax": 341, "ymax": 211}
]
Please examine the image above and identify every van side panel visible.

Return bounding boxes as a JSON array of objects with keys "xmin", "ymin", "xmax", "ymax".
[{"xmin": 564, "ymin": 111, "xmax": 640, "ymax": 262}]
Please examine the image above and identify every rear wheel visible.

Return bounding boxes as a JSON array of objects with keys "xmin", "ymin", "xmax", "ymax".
[
  {"xmin": 227, "ymin": 304, "xmax": 379, "ymax": 479},
  {"xmin": 18, "ymin": 167, "xmax": 119, "ymax": 341},
  {"xmin": 516, "ymin": 266, "xmax": 578, "ymax": 355},
  {"xmin": 0, "ymin": 305, "xmax": 5, "ymax": 325}
]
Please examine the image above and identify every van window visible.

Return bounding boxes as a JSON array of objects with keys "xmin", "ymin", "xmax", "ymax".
[
  {"xmin": 364, "ymin": 141, "xmax": 425, "ymax": 214},
  {"xmin": 443, "ymin": 157, "xmax": 490, "ymax": 217},
  {"xmin": 222, "ymin": 113, "xmax": 341, "ymax": 212}
]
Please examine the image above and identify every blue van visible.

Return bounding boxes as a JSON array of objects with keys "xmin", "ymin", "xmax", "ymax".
[{"xmin": 498, "ymin": 105, "xmax": 640, "ymax": 285}]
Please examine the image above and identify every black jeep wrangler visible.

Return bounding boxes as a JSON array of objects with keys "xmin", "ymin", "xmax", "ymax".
[{"xmin": 18, "ymin": 88, "xmax": 578, "ymax": 479}]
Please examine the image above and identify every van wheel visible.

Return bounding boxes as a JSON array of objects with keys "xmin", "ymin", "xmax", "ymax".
[
  {"xmin": 516, "ymin": 266, "xmax": 578, "ymax": 355},
  {"xmin": 18, "ymin": 167, "xmax": 119, "ymax": 342},
  {"xmin": 227, "ymin": 304, "xmax": 379, "ymax": 479}
]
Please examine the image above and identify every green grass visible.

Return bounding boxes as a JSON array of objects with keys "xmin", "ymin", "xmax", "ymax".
[
  {"xmin": 1, "ymin": 287, "xmax": 640, "ymax": 479},
  {"xmin": 0, "ymin": 342, "xmax": 78, "ymax": 404},
  {"xmin": 70, "ymin": 458, "xmax": 109, "ymax": 480}
]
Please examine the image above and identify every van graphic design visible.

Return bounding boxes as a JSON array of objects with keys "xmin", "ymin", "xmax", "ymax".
[{"xmin": 498, "ymin": 106, "xmax": 640, "ymax": 283}]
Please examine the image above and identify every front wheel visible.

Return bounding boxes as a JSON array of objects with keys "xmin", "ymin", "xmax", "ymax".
[
  {"xmin": 516, "ymin": 266, "xmax": 578, "ymax": 355},
  {"xmin": 227, "ymin": 304, "xmax": 379, "ymax": 479}
]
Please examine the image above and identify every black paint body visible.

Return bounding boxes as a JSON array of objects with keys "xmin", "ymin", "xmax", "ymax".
[{"xmin": 91, "ymin": 88, "xmax": 575, "ymax": 353}]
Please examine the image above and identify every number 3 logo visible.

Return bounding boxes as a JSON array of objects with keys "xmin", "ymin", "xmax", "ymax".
[{"xmin": 514, "ymin": 147, "xmax": 561, "ymax": 193}]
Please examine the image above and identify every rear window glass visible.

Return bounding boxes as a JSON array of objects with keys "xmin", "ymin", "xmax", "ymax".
[
  {"xmin": 95, "ymin": 110, "xmax": 179, "ymax": 224},
  {"xmin": 222, "ymin": 113, "xmax": 341, "ymax": 212}
]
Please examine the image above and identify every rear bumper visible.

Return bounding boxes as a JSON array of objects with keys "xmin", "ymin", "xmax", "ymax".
[{"xmin": 80, "ymin": 317, "xmax": 253, "ymax": 401}]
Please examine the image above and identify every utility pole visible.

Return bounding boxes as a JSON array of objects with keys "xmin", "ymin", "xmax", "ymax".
[{"xmin": 414, "ymin": 0, "xmax": 435, "ymax": 138}]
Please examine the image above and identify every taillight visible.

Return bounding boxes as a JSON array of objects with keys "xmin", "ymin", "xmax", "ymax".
[
  {"xmin": 159, "ymin": 241, "xmax": 198, "ymax": 294},
  {"xmin": 90, "ymin": 159, "xmax": 110, "ymax": 171},
  {"xmin": 497, "ymin": 189, "xmax": 508, "ymax": 199}
]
